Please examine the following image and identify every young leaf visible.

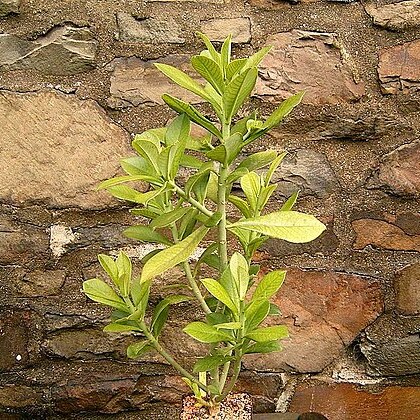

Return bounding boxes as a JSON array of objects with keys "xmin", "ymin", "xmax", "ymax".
[
  {"xmin": 264, "ymin": 151, "xmax": 287, "ymax": 186},
  {"xmin": 220, "ymin": 34, "xmax": 232, "ymax": 74},
  {"xmin": 228, "ymin": 195, "xmax": 252, "ymax": 218},
  {"xmin": 103, "ymin": 323, "xmax": 141, "ymax": 333},
  {"xmin": 116, "ymin": 251, "xmax": 132, "ymax": 297},
  {"xmin": 223, "ymin": 68, "xmax": 258, "ymax": 122},
  {"xmin": 162, "ymin": 94, "xmax": 223, "ymax": 139},
  {"xmin": 245, "ymin": 340, "xmax": 282, "ymax": 354},
  {"xmin": 214, "ymin": 322, "xmax": 242, "ymax": 330},
  {"xmin": 226, "ymin": 58, "xmax": 247, "ymax": 82},
  {"xmin": 229, "ymin": 252, "xmax": 249, "ymax": 301},
  {"xmin": 231, "ymin": 110, "xmax": 257, "ymax": 136},
  {"xmin": 226, "ymin": 167, "xmax": 249, "ymax": 185},
  {"xmin": 244, "ymin": 300, "xmax": 270, "ymax": 333},
  {"xmin": 131, "ymin": 278, "xmax": 151, "ymax": 319},
  {"xmin": 121, "ymin": 156, "xmax": 156, "ymax": 177},
  {"xmin": 241, "ymin": 46, "xmax": 272, "ymax": 73},
  {"xmin": 196, "ymin": 32, "xmax": 221, "ymax": 65},
  {"xmin": 280, "ymin": 191, "xmax": 299, "ymax": 211},
  {"xmin": 262, "ymin": 91, "xmax": 305, "ymax": 130},
  {"xmin": 252, "ymin": 270, "xmax": 286, "ymax": 302},
  {"xmin": 83, "ymin": 278, "xmax": 127, "ymax": 312},
  {"xmin": 98, "ymin": 254, "xmax": 118, "ymax": 284},
  {"xmin": 97, "ymin": 175, "xmax": 161, "ymax": 190},
  {"xmin": 191, "ymin": 55, "xmax": 224, "ymax": 94},
  {"xmin": 240, "ymin": 171, "xmax": 261, "ymax": 211},
  {"xmin": 183, "ymin": 321, "xmax": 232, "ymax": 343},
  {"xmin": 150, "ymin": 207, "xmax": 190, "ymax": 229},
  {"xmin": 206, "ymin": 133, "xmax": 243, "ymax": 165},
  {"xmin": 193, "ymin": 355, "xmax": 232, "ymax": 373},
  {"xmin": 165, "ymin": 114, "xmax": 191, "ymax": 146},
  {"xmin": 127, "ymin": 340, "xmax": 153, "ymax": 359},
  {"xmin": 201, "ymin": 278, "xmax": 238, "ymax": 314},
  {"xmin": 123, "ymin": 225, "xmax": 172, "ymax": 246},
  {"xmin": 132, "ymin": 138, "xmax": 161, "ymax": 175},
  {"xmin": 140, "ymin": 225, "xmax": 209, "ymax": 282},
  {"xmin": 237, "ymin": 150, "xmax": 278, "ymax": 172},
  {"xmin": 246, "ymin": 325, "xmax": 289, "ymax": 342},
  {"xmin": 106, "ymin": 185, "xmax": 159, "ymax": 204},
  {"xmin": 228, "ymin": 211, "xmax": 326, "ymax": 243}
]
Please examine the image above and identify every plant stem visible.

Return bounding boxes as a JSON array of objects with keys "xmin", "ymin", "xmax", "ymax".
[
  {"xmin": 183, "ymin": 261, "xmax": 211, "ymax": 314},
  {"xmin": 216, "ymin": 351, "xmax": 242, "ymax": 402},
  {"xmin": 170, "ymin": 182, "xmax": 213, "ymax": 218},
  {"xmin": 138, "ymin": 320, "xmax": 210, "ymax": 394}
]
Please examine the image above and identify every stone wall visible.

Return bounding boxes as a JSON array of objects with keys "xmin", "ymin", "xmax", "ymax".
[{"xmin": 0, "ymin": 0, "xmax": 419, "ymax": 419}]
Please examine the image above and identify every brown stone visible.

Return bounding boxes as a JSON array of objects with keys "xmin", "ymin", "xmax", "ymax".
[
  {"xmin": 0, "ymin": 0, "xmax": 20, "ymax": 17},
  {"xmin": 0, "ymin": 214, "xmax": 49, "ymax": 265},
  {"xmin": 255, "ymin": 31, "xmax": 365, "ymax": 105},
  {"xmin": 395, "ymin": 212, "xmax": 420, "ymax": 235},
  {"xmin": 116, "ymin": 13, "xmax": 185, "ymax": 44},
  {"xmin": 0, "ymin": 91, "xmax": 131, "ymax": 209},
  {"xmin": 378, "ymin": 40, "xmax": 420, "ymax": 95},
  {"xmin": 395, "ymin": 263, "xmax": 420, "ymax": 315},
  {"xmin": 200, "ymin": 18, "xmax": 251, "ymax": 43},
  {"xmin": 15, "ymin": 269, "xmax": 65, "ymax": 297},
  {"xmin": 375, "ymin": 140, "xmax": 420, "ymax": 197},
  {"xmin": 0, "ymin": 26, "xmax": 97, "ymax": 75},
  {"xmin": 352, "ymin": 219, "xmax": 420, "ymax": 252},
  {"xmin": 0, "ymin": 385, "xmax": 41, "ymax": 408},
  {"xmin": 366, "ymin": 1, "xmax": 420, "ymax": 31},
  {"xmin": 107, "ymin": 56, "xmax": 203, "ymax": 108},
  {"xmin": 289, "ymin": 382, "xmax": 420, "ymax": 420},
  {"xmin": 244, "ymin": 269, "xmax": 383, "ymax": 373}
]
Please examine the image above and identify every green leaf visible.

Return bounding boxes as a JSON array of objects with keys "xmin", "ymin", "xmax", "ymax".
[
  {"xmin": 194, "ymin": 243, "xmax": 219, "ymax": 276},
  {"xmin": 214, "ymin": 322, "xmax": 242, "ymax": 330},
  {"xmin": 220, "ymin": 34, "xmax": 232, "ymax": 74},
  {"xmin": 183, "ymin": 321, "xmax": 232, "ymax": 343},
  {"xmin": 245, "ymin": 300, "xmax": 270, "ymax": 333},
  {"xmin": 103, "ymin": 323, "xmax": 141, "ymax": 333},
  {"xmin": 206, "ymin": 133, "xmax": 243, "ymax": 165},
  {"xmin": 185, "ymin": 162, "xmax": 214, "ymax": 196},
  {"xmin": 219, "ymin": 267, "xmax": 240, "ymax": 310},
  {"xmin": 165, "ymin": 114, "xmax": 191, "ymax": 146},
  {"xmin": 123, "ymin": 225, "xmax": 172, "ymax": 246},
  {"xmin": 127, "ymin": 340, "xmax": 153, "ymax": 359},
  {"xmin": 226, "ymin": 167, "xmax": 249, "ymax": 184},
  {"xmin": 231, "ymin": 110, "xmax": 257, "ymax": 136},
  {"xmin": 131, "ymin": 279, "xmax": 151, "ymax": 319},
  {"xmin": 193, "ymin": 355, "xmax": 232, "ymax": 373},
  {"xmin": 253, "ymin": 270, "xmax": 286, "ymax": 302},
  {"xmin": 228, "ymin": 211, "xmax": 326, "ymax": 243},
  {"xmin": 191, "ymin": 55, "xmax": 224, "ymax": 94},
  {"xmin": 98, "ymin": 254, "xmax": 118, "ymax": 284},
  {"xmin": 150, "ymin": 207, "xmax": 190, "ymax": 229},
  {"xmin": 206, "ymin": 312, "xmax": 229, "ymax": 326},
  {"xmin": 83, "ymin": 278, "xmax": 127, "ymax": 312},
  {"xmin": 162, "ymin": 94, "xmax": 222, "ymax": 139},
  {"xmin": 280, "ymin": 191, "xmax": 299, "ymax": 211},
  {"xmin": 228, "ymin": 195, "xmax": 252, "ymax": 218},
  {"xmin": 264, "ymin": 152, "xmax": 287, "ymax": 186},
  {"xmin": 238, "ymin": 151, "xmax": 277, "ymax": 172},
  {"xmin": 229, "ymin": 252, "xmax": 249, "ymax": 301},
  {"xmin": 245, "ymin": 340, "xmax": 282, "ymax": 354},
  {"xmin": 132, "ymin": 138, "xmax": 161, "ymax": 175},
  {"xmin": 106, "ymin": 185, "xmax": 161, "ymax": 205},
  {"xmin": 240, "ymin": 171, "xmax": 261, "ymax": 211},
  {"xmin": 226, "ymin": 58, "xmax": 247, "ymax": 81},
  {"xmin": 269, "ymin": 302, "xmax": 282, "ymax": 316},
  {"xmin": 181, "ymin": 154, "xmax": 205, "ymax": 169},
  {"xmin": 263, "ymin": 91, "xmax": 305, "ymax": 130},
  {"xmin": 151, "ymin": 295, "xmax": 192, "ymax": 337},
  {"xmin": 196, "ymin": 32, "xmax": 221, "ymax": 65},
  {"xmin": 241, "ymin": 46, "xmax": 272, "ymax": 73},
  {"xmin": 201, "ymin": 278, "xmax": 238, "ymax": 314},
  {"xmin": 141, "ymin": 225, "xmax": 209, "ymax": 282},
  {"xmin": 155, "ymin": 63, "xmax": 211, "ymax": 102},
  {"xmin": 223, "ymin": 68, "xmax": 258, "ymax": 122},
  {"xmin": 116, "ymin": 251, "xmax": 132, "ymax": 297},
  {"xmin": 257, "ymin": 184, "xmax": 277, "ymax": 212},
  {"xmin": 97, "ymin": 175, "xmax": 161, "ymax": 190},
  {"xmin": 120, "ymin": 156, "xmax": 156, "ymax": 177},
  {"xmin": 246, "ymin": 325, "xmax": 288, "ymax": 342}
]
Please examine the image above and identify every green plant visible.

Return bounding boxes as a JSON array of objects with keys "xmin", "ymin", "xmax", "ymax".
[{"xmin": 82, "ymin": 33, "xmax": 326, "ymax": 409}]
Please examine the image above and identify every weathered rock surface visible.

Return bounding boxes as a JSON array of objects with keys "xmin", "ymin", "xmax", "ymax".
[
  {"xmin": 0, "ymin": 26, "xmax": 97, "ymax": 75},
  {"xmin": 272, "ymin": 149, "xmax": 340, "ymax": 198},
  {"xmin": 0, "ymin": 0, "xmax": 20, "ymax": 17},
  {"xmin": 116, "ymin": 13, "xmax": 185, "ymax": 44},
  {"xmin": 244, "ymin": 268, "xmax": 383, "ymax": 373},
  {"xmin": 366, "ymin": 0, "xmax": 420, "ymax": 31},
  {"xmin": 395, "ymin": 263, "xmax": 420, "ymax": 315},
  {"xmin": 0, "ymin": 385, "xmax": 41, "ymax": 409},
  {"xmin": 16, "ymin": 269, "xmax": 65, "ymax": 297},
  {"xmin": 378, "ymin": 40, "xmax": 420, "ymax": 95},
  {"xmin": 372, "ymin": 140, "xmax": 420, "ymax": 197},
  {"xmin": 107, "ymin": 56, "xmax": 202, "ymax": 108},
  {"xmin": 0, "ymin": 91, "xmax": 131, "ymax": 209},
  {"xmin": 289, "ymin": 381, "xmax": 420, "ymax": 420},
  {"xmin": 255, "ymin": 30, "xmax": 365, "ymax": 104},
  {"xmin": 352, "ymin": 218, "xmax": 420, "ymax": 252},
  {"xmin": 200, "ymin": 18, "xmax": 251, "ymax": 43},
  {"xmin": 360, "ymin": 313, "xmax": 420, "ymax": 376}
]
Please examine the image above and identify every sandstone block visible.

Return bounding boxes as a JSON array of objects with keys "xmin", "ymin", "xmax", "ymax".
[
  {"xmin": 0, "ymin": 26, "xmax": 97, "ymax": 75},
  {"xmin": 200, "ymin": 18, "xmax": 251, "ymax": 43},
  {"xmin": 244, "ymin": 268, "xmax": 382, "ymax": 373},
  {"xmin": 255, "ymin": 30, "xmax": 365, "ymax": 104},
  {"xmin": 352, "ymin": 218, "xmax": 420, "ymax": 252},
  {"xmin": 0, "ymin": 91, "xmax": 131, "ymax": 209},
  {"xmin": 107, "ymin": 56, "xmax": 202, "ymax": 108},
  {"xmin": 395, "ymin": 263, "xmax": 420, "ymax": 315},
  {"xmin": 374, "ymin": 140, "xmax": 420, "ymax": 197},
  {"xmin": 116, "ymin": 13, "xmax": 184, "ymax": 44},
  {"xmin": 378, "ymin": 40, "xmax": 420, "ymax": 95},
  {"xmin": 0, "ymin": 0, "xmax": 20, "ymax": 17},
  {"xmin": 17, "ymin": 269, "xmax": 65, "ymax": 297},
  {"xmin": 366, "ymin": 0, "xmax": 420, "ymax": 31},
  {"xmin": 289, "ymin": 382, "xmax": 420, "ymax": 420}
]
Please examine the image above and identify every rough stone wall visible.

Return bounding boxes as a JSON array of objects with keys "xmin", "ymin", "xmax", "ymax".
[{"xmin": 0, "ymin": 0, "xmax": 419, "ymax": 419}]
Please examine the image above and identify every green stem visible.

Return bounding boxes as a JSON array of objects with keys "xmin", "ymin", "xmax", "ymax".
[
  {"xmin": 183, "ymin": 261, "xmax": 211, "ymax": 314},
  {"xmin": 170, "ymin": 182, "xmax": 214, "ymax": 218},
  {"xmin": 216, "ymin": 351, "xmax": 242, "ymax": 402}
]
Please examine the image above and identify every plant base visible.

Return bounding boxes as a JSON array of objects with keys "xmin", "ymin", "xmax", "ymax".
[{"xmin": 180, "ymin": 393, "xmax": 252, "ymax": 420}]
